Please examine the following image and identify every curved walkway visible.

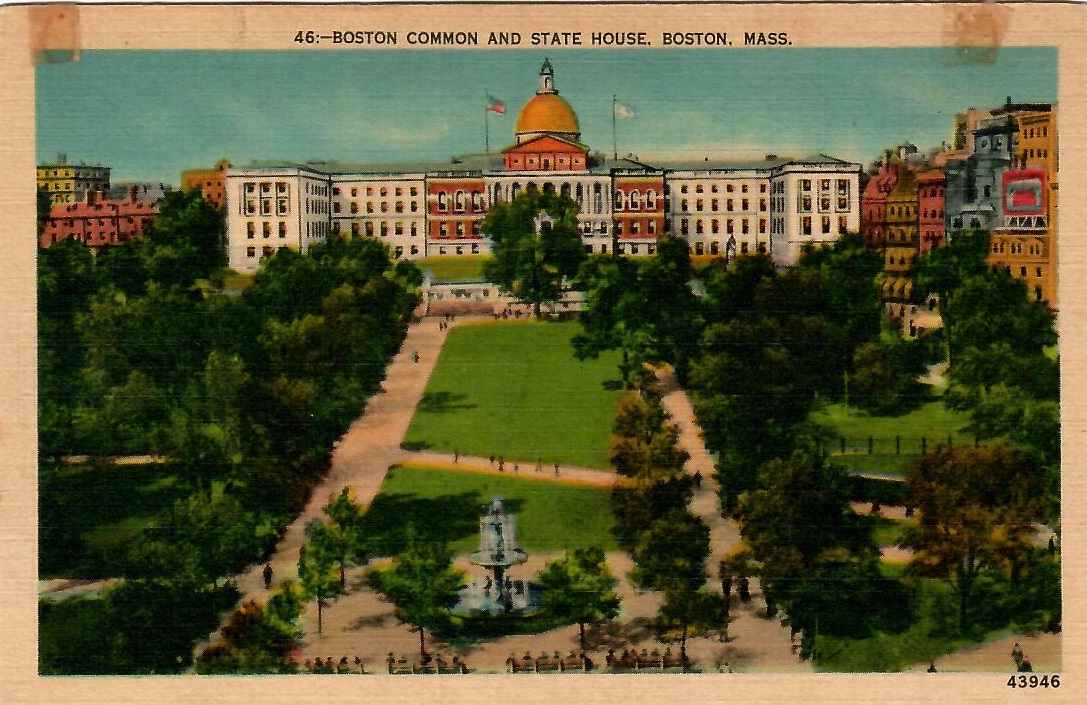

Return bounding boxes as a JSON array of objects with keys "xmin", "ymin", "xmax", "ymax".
[{"xmin": 655, "ymin": 368, "xmax": 812, "ymax": 671}]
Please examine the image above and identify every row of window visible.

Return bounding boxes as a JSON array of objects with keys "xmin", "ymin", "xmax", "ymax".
[
  {"xmin": 334, "ymin": 200, "xmax": 422, "ymax": 214},
  {"xmin": 436, "ymin": 191, "xmax": 485, "ymax": 212},
  {"xmin": 1022, "ymin": 148, "xmax": 1051, "ymax": 160},
  {"xmin": 993, "ymin": 241, "xmax": 1044, "ymax": 256},
  {"xmin": 333, "ymin": 185, "xmax": 420, "ymax": 198},
  {"xmin": 677, "ymin": 182, "xmax": 766, "ymax": 195},
  {"xmin": 615, "ymin": 189, "xmax": 659, "ymax": 211},
  {"xmin": 679, "ymin": 217, "xmax": 767, "ymax": 236},
  {"xmin": 677, "ymin": 197, "xmax": 765, "ymax": 214},
  {"xmin": 800, "ymin": 215, "xmax": 850, "ymax": 236}
]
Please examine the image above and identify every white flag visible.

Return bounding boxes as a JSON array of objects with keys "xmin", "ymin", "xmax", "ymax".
[{"xmin": 613, "ymin": 102, "xmax": 635, "ymax": 119}]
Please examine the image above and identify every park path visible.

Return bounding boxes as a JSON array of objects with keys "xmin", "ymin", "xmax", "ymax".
[
  {"xmin": 654, "ymin": 368, "xmax": 812, "ymax": 671},
  {"xmin": 218, "ymin": 315, "xmax": 482, "ymax": 605}
]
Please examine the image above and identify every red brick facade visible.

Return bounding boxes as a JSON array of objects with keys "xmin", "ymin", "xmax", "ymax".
[{"xmin": 41, "ymin": 191, "xmax": 158, "ymax": 250}]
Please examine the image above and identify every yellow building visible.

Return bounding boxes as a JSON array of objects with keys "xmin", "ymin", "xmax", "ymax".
[
  {"xmin": 988, "ymin": 104, "xmax": 1058, "ymax": 306},
  {"xmin": 36, "ymin": 160, "xmax": 111, "ymax": 205},
  {"xmin": 882, "ymin": 169, "xmax": 918, "ymax": 302}
]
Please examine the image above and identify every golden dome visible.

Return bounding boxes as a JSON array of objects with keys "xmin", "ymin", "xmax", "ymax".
[{"xmin": 515, "ymin": 93, "xmax": 580, "ymax": 136}]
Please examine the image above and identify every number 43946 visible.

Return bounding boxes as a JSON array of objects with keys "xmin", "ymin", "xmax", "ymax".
[{"xmin": 1008, "ymin": 674, "xmax": 1059, "ymax": 688}]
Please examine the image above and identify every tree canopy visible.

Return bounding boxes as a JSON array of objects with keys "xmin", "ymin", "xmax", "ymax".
[
  {"xmin": 537, "ymin": 546, "xmax": 621, "ymax": 653},
  {"xmin": 368, "ymin": 532, "xmax": 466, "ymax": 660},
  {"xmin": 481, "ymin": 187, "xmax": 587, "ymax": 318},
  {"xmin": 903, "ymin": 443, "xmax": 1051, "ymax": 631}
]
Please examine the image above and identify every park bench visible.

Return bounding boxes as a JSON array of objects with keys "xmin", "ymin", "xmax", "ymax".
[{"xmin": 534, "ymin": 651, "xmax": 561, "ymax": 672}]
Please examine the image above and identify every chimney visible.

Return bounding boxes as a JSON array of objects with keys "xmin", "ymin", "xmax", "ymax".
[{"xmin": 129, "ymin": 184, "xmax": 139, "ymax": 203}]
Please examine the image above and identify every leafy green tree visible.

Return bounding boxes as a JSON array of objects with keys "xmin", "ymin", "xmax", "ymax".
[
  {"xmin": 573, "ymin": 236, "xmax": 702, "ymax": 382},
  {"xmin": 297, "ymin": 519, "xmax": 344, "ymax": 634},
  {"xmin": 848, "ymin": 331, "xmax": 931, "ymax": 415},
  {"xmin": 537, "ymin": 546, "xmax": 621, "ymax": 652},
  {"xmin": 38, "ymin": 185, "xmax": 54, "ymax": 236},
  {"xmin": 631, "ymin": 509, "xmax": 710, "ymax": 592},
  {"xmin": 143, "ymin": 187, "xmax": 225, "ymax": 286},
  {"xmin": 609, "ymin": 390, "xmax": 689, "ymax": 490},
  {"xmin": 368, "ymin": 532, "xmax": 466, "ymax": 660},
  {"xmin": 482, "ymin": 187, "xmax": 586, "ymax": 318},
  {"xmin": 902, "ymin": 444, "xmax": 1050, "ymax": 631},
  {"xmin": 656, "ymin": 587, "xmax": 725, "ymax": 667},
  {"xmin": 127, "ymin": 493, "xmax": 263, "ymax": 586},
  {"xmin": 195, "ymin": 581, "xmax": 304, "ymax": 673},
  {"xmin": 322, "ymin": 487, "xmax": 369, "ymax": 589}
]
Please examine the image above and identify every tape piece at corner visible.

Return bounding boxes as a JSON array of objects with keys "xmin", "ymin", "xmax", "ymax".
[
  {"xmin": 943, "ymin": 1, "xmax": 1012, "ymax": 66},
  {"xmin": 29, "ymin": 4, "xmax": 81, "ymax": 65}
]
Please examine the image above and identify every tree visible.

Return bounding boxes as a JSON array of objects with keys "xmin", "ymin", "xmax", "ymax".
[
  {"xmin": 848, "ymin": 331, "xmax": 931, "ymax": 415},
  {"xmin": 631, "ymin": 509, "xmax": 710, "ymax": 592},
  {"xmin": 573, "ymin": 236, "xmax": 702, "ymax": 383},
  {"xmin": 322, "ymin": 487, "xmax": 368, "ymax": 589},
  {"xmin": 368, "ymin": 532, "xmax": 466, "ymax": 660},
  {"xmin": 481, "ymin": 187, "xmax": 586, "ymax": 318},
  {"xmin": 38, "ymin": 185, "xmax": 54, "ymax": 236},
  {"xmin": 656, "ymin": 587, "xmax": 725, "ymax": 667},
  {"xmin": 609, "ymin": 390, "xmax": 689, "ymax": 490},
  {"xmin": 195, "ymin": 581, "xmax": 304, "ymax": 673},
  {"xmin": 902, "ymin": 444, "xmax": 1050, "ymax": 631},
  {"xmin": 537, "ymin": 546, "xmax": 621, "ymax": 653},
  {"xmin": 143, "ymin": 187, "xmax": 226, "ymax": 286},
  {"xmin": 297, "ymin": 520, "xmax": 344, "ymax": 635}
]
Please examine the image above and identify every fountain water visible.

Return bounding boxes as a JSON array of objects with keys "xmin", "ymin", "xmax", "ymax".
[{"xmin": 458, "ymin": 496, "xmax": 538, "ymax": 614}]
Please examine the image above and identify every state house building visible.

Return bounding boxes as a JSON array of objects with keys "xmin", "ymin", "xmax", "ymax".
[{"xmin": 225, "ymin": 60, "xmax": 861, "ymax": 273}]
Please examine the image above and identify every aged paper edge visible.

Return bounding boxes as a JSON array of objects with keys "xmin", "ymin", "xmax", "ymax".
[{"xmin": 2, "ymin": 2, "xmax": 1086, "ymax": 704}]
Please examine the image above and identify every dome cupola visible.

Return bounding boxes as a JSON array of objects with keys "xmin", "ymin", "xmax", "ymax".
[{"xmin": 514, "ymin": 59, "xmax": 580, "ymax": 144}]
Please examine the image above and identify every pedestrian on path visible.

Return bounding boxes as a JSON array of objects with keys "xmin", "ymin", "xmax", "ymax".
[
  {"xmin": 554, "ymin": 462, "xmax": 560, "ymax": 476},
  {"xmin": 1011, "ymin": 642, "xmax": 1024, "ymax": 667},
  {"xmin": 498, "ymin": 457, "xmax": 505, "ymax": 472},
  {"xmin": 693, "ymin": 470, "xmax": 702, "ymax": 488},
  {"xmin": 489, "ymin": 454, "xmax": 495, "ymax": 467},
  {"xmin": 453, "ymin": 450, "xmax": 459, "ymax": 463},
  {"xmin": 263, "ymin": 563, "xmax": 273, "ymax": 589}
]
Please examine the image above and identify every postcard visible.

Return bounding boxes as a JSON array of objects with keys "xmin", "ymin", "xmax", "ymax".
[{"xmin": 2, "ymin": 2, "xmax": 1086, "ymax": 704}]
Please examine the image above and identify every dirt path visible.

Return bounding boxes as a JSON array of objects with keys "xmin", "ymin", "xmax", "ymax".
[{"xmin": 654, "ymin": 368, "xmax": 811, "ymax": 671}]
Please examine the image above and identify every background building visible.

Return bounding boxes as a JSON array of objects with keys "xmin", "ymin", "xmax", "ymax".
[
  {"xmin": 37, "ymin": 157, "xmax": 111, "ymax": 205},
  {"xmin": 181, "ymin": 158, "xmax": 232, "ymax": 211},
  {"xmin": 223, "ymin": 60, "xmax": 862, "ymax": 273}
]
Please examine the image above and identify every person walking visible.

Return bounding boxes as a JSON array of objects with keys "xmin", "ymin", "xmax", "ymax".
[{"xmin": 263, "ymin": 563, "xmax": 273, "ymax": 589}]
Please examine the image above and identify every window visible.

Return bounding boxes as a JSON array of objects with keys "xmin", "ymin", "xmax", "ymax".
[
  {"xmin": 680, "ymin": 219, "xmax": 689, "ymax": 235},
  {"xmin": 820, "ymin": 195, "xmax": 831, "ymax": 212},
  {"xmin": 395, "ymin": 222, "xmax": 404, "ymax": 236},
  {"xmin": 742, "ymin": 198, "xmax": 749, "ymax": 211},
  {"xmin": 630, "ymin": 190, "xmax": 640, "ymax": 210},
  {"xmin": 760, "ymin": 199, "xmax": 767, "ymax": 212},
  {"xmin": 711, "ymin": 219, "xmax": 720, "ymax": 234},
  {"xmin": 800, "ymin": 195, "xmax": 812, "ymax": 212},
  {"xmin": 614, "ymin": 190, "xmax": 625, "ymax": 210},
  {"xmin": 632, "ymin": 221, "xmax": 641, "ymax": 235},
  {"xmin": 456, "ymin": 222, "xmax": 465, "ymax": 237},
  {"xmin": 246, "ymin": 222, "xmax": 255, "ymax": 238},
  {"xmin": 727, "ymin": 199, "xmax": 734, "ymax": 212},
  {"xmin": 648, "ymin": 220, "xmax": 656, "ymax": 235},
  {"xmin": 802, "ymin": 216, "xmax": 812, "ymax": 235},
  {"xmin": 247, "ymin": 246, "xmax": 256, "ymax": 257},
  {"xmin": 680, "ymin": 185, "xmax": 688, "ymax": 194},
  {"xmin": 800, "ymin": 179, "xmax": 812, "ymax": 192},
  {"xmin": 646, "ymin": 190, "xmax": 657, "ymax": 209},
  {"xmin": 455, "ymin": 191, "xmax": 465, "ymax": 212},
  {"xmin": 726, "ymin": 219, "xmax": 734, "ymax": 235},
  {"xmin": 695, "ymin": 220, "xmax": 704, "ymax": 234},
  {"xmin": 260, "ymin": 182, "xmax": 271, "ymax": 194},
  {"xmin": 351, "ymin": 222, "xmax": 360, "ymax": 236},
  {"xmin": 262, "ymin": 221, "xmax": 271, "ymax": 237},
  {"xmin": 279, "ymin": 222, "xmax": 287, "ymax": 238},
  {"xmin": 696, "ymin": 198, "xmax": 704, "ymax": 212},
  {"xmin": 395, "ymin": 202, "xmax": 404, "ymax": 213},
  {"xmin": 472, "ymin": 191, "xmax": 482, "ymax": 210},
  {"xmin": 821, "ymin": 216, "xmax": 831, "ymax": 234}
]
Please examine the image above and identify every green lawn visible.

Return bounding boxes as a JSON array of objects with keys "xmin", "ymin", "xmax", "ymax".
[
  {"xmin": 417, "ymin": 255, "xmax": 488, "ymax": 282},
  {"xmin": 813, "ymin": 400, "xmax": 973, "ymax": 475},
  {"xmin": 39, "ymin": 461, "xmax": 186, "ymax": 578},
  {"xmin": 362, "ymin": 465, "xmax": 616, "ymax": 556},
  {"xmin": 403, "ymin": 320, "xmax": 624, "ymax": 468}
]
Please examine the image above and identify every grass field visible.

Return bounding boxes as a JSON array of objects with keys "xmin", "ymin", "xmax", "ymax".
[
  {"xmin": 813, "ymin": 400, "xmax": 972, "ymax": 476},
  {"xmin": 416, "ymin": 255, "xmax": 488, "ymax": 282},
  {"xmin": 403, "ymin": 320, "xmax": 624, "ymax": 468},
  {"xmin": 362, "ymin": 465, "xmax": 616, "ymax": 556},
  {"xmin": 39, "ymin": 461, "xmax": 187, "ymax": 578}
]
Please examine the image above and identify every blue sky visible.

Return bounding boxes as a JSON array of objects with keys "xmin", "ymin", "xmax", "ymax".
[{"xmin": 36, "ymin": 48, "xmax": 1056, "ymax": 183}]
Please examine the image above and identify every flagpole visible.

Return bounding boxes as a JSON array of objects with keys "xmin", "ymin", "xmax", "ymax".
[
  {"xmin": 612, "ymin": 95, "xmax": 618, "ymax": 160},
  {"xmin": 484, "ymin": 91, "xmax": 490, "ymax": 158}
]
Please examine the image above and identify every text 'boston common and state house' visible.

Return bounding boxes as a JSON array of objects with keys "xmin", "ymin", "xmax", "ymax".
[{"xmin": 292, "ymin": 30, "xmax": 791, "ymax": 47}]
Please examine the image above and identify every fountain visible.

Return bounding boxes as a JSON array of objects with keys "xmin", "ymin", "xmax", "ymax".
[{"xmin": 458, "ymin": 496, "xmax": 538, "ymax": 614}]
